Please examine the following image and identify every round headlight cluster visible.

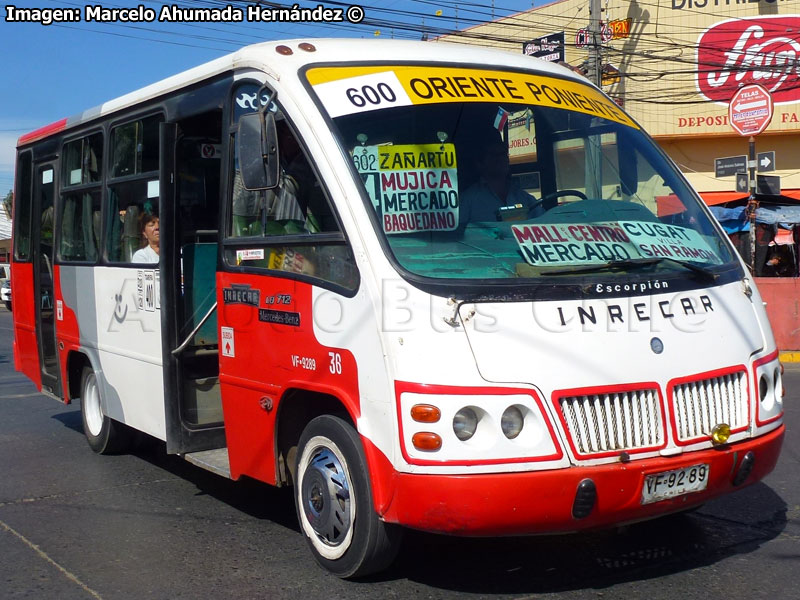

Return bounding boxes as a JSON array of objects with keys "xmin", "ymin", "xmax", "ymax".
[
  {"xmin": 451, "ymin": 405, "xmax": 526, "ymax": 442},
  {"xmin": 501, "ymin": 406, "xmax": 524, "ymax": 439},
  {"xmin": 758, "ymin": 366, "xmax": 784, "ymax": 411},
  {"xmin": 453, "ymin": 407, "xmax": 478, "ymax": 441}
]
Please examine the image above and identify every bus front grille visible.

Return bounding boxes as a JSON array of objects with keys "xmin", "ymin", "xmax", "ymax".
[
  {"xmin": 557, "ymin": 388, "xmax": 664, "ymax": 457},
  {"xmin": 671, "ymin": 370, "xmax": 748, "ymax": 442}
]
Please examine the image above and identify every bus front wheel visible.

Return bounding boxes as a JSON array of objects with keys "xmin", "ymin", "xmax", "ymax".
[
  {"xmin": 80, "ymin": 366, "xmax": 129, "ymax": 454},
  {"xmin": 294, "ymin": 415, "xmax": 402, "ymax": 578}
]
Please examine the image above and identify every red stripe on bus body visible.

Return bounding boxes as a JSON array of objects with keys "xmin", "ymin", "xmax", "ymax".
[{"xmin": 18, "ymin": 118, "xmax": 68, "ymax": 146}]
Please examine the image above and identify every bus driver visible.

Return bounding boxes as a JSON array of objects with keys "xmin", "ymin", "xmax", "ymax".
[{"xmin": 459, "ymin": 133, "xmax": 543, "ymax": 223}]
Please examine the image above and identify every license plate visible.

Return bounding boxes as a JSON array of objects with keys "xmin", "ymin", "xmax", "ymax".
[{"xmin": 641, "ymin": 464, "xmax": 709, "ymax": 505}]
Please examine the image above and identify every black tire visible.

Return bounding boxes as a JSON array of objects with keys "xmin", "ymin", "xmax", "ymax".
[
  {"xmin": 294, "ymin": 415, "xmax": 402, "ymax": 578},
  {"xmin": 79, "ymin": 366, "xmax": 130, "ymax": 454},
  {"xmin": 3, "ymin": 301, "xmax": 10, "ymax": 311}
]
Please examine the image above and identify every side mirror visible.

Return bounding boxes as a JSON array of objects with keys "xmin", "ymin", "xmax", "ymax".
[{"xmin": 237, "ymin": 111, "xmax": 279, "ymax": 190}]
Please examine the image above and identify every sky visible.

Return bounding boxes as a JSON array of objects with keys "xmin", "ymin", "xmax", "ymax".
[{"xmin": 0, "ymin": 0, "xmax": 539, "ymax": 196}]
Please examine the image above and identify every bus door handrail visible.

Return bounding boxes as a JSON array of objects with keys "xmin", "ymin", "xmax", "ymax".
[{"xmin": 172, "ymin": 302, "xmax": 217, "ymax": 356}]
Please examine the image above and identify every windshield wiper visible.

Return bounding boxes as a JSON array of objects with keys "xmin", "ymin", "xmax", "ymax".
[{"xmin": 545, "ymin": 257, "xmax": 718, "ymax": 280}]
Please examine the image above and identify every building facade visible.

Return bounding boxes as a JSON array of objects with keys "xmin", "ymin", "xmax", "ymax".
[{"xmin": 437, "ymin": 0, "xmax": 799, "ymax": 202}]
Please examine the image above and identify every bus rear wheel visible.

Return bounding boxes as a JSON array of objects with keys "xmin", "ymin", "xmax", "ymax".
[
  {"xmin": 80, "ymin": 366, "xmax": 130, "ymax": 454},
  {"xmin": 294, "ymin": 415, "xmax": 401, "ymax": 578}
]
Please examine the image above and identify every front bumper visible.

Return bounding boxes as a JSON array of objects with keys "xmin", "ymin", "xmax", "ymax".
[{"xmin": 380, "ymin": 426, "xmax": 784, "ymax": 535}]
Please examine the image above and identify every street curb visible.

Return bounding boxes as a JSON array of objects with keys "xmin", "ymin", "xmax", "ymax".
[{"xmin": 779, "ymin": 351, "xmax": 800, "ymax": 363}]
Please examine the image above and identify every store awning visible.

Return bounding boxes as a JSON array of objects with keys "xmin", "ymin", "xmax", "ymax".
[
  {"xmin": 698, "ymin": 191, "xmax": 748, "ymax": 206},
  {"xmin": 697, "ymin": 189, "xmax": 800, "ymax": 206}
]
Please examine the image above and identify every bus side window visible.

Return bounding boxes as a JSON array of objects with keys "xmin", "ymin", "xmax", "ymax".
[
  {"xmin": 106, "ymin": 115, "xmax": 162, "ymax": 264},
  {"xmin": 59, "ymin": 133, "xmax": 102, "ymax": 263},
  {"xmin": 226, "ymin": 87, "xmax": 358, "ymax": 291},
  {"xmin": 14, "ymin": 152, "xmax": 33, "ymax": 261},
  {"xmin": 59, "ymin": 192, "xmax": 101, "ymax": 262}
]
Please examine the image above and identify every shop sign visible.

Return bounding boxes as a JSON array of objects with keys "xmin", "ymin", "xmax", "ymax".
[
  {"xmin": 575, "ymin": 26, "xmax": 608, "ymax": 49},
  {"xmin": 697, "ymin": 16, "xmax": 800, "ymax": 104},
  {"xmin": 602, "ymin": 64, "xmax": 621, "ymax": 86},
  {"xmin": 607, "ymin": 18, "xmax": 632, "ymax": 40},
  {"xmin": 575, "ymin": 19, "xmax": 631, "ymax": 48},
  {"xmin": 728, "ymin": 84, "xmax": 773, "ymax": 136},
  {"xmin": 671, "ymin": 0, "xmax": 792, "ymax": 11},
  {"xmin": 523, "ymin": 32, "xmax": 565, "ymax": 62}
]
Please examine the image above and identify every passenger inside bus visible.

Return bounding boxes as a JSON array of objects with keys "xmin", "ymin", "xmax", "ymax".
[
  {"xmin": 132, "ymin": 212, "xmax": 160, "ymax": 263},
  {"xmin": 459, "ymin": 131, "xmax": 543, "ymax": 225},
  {"xmin": 232, "ymin": 119, "xmax": 333, "ymax": 236}
]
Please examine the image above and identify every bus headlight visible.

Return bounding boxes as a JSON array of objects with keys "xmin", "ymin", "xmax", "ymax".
[
  {"xmin": 453, "ymin": 407, "xmax": 479, "ymax": 441},
  {"xmin": 501, "ymin": 405, "xmax": 524, "ymax": 439},
  {"xmin": 753, "ymin": 352, "xmax": 783, "ymax": 425},
  {"xmin": 774, "ymin": 367, "xmax": 783, "ymax": 399},
  {"xmin": 759, "ymin": 375, "xmax": 769, "ymax": 403}
]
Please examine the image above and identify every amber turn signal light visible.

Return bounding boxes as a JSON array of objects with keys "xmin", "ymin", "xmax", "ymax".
[
  {"xmin": 411, "ymin": 404, "xmax": 441, "ymax": 423},
  {"xmin": 412, "ymin": 432, "xmax": 442, "ymax": 451},
  {"xmin": 711, "ymin": 423, "xmax": 731, "ymax": 445}
]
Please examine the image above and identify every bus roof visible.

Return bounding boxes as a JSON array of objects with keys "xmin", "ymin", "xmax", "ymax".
[{"xmin": 17, "ymin": 38, "xmax": 585, "ymax": 148}]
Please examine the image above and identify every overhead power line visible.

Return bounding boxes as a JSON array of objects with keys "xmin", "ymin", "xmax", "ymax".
[{"xmin": 34, "ymin": 0, "xmax": 800, "ymax": 108}]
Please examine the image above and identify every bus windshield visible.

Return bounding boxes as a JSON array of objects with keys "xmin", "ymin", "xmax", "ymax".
[{"xmin": 307, "ymin": 65, "xmax": 737, "ymax": 288}]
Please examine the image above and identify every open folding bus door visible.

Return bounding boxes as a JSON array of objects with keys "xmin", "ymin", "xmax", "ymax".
[
  {"xmin": 33, "ymin": 160, "xmax": 62, "ymax": 398},
  {"xmin": 159, "ymin": 121, "xmax": 229, "ymax": 475}
]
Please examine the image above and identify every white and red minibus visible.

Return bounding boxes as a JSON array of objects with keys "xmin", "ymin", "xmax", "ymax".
[{"xmin": 11, "ymin": 39, "xmax": 784, "ymax": 577}]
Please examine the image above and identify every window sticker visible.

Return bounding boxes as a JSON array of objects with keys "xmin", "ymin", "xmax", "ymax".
[
  {"xmin": 511, "ymin": 221, "xmax": 721, "ymax": 266},
  {"xmin": 137, "ymin": 270, "xmax": 159, "ymax": 311},
  {"xmin": 353, "ymin": 143, "xmax": 459, "ymax": 234},
  {"xmin": 200, "ymin": 143, "xmax": 222, "ymax": 159},
  {"xmin": 70, "ymin": 169, "xmax": 81, "ymax": 185},
  {"xmin": 147, "ymin": 180, "xmax": 159, "ymax": 199},
  {"xmin": 307, "ymin": 66, "xmax": 637, "ymax": 128},
  {"xmin": 236, "ymin": 248, "xmax": 265, "ymax": 262},
  {"xmin": 42, "ymin": 169, "xmax": 53, "ymax": 184},
  {"xmin": 221, "ymin": 326, "xmax": 235, "ymax": 358}
]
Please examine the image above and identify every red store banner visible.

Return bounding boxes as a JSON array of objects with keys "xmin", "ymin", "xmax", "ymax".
[{"xmin": 697, "ymin": 15, "xmax": 800, "ymax": 104}]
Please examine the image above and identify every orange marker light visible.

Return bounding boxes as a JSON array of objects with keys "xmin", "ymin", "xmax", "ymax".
[
  {"xmin": 275, "ymin": 45, "xmax": 293, "ymax": 55},
  {"xmin": 412, "ymin": 432, "xmax": 442, "ymax": 451},
  {"xmin": 711, "ymin": 423, "xmax": 731, "ymax": 445},
  {"xmin": 411, "ymin": 404, "xmax": 441, "ymax": 423}
]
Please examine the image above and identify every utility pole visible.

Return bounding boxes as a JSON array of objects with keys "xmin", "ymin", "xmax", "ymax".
[
  {"xmin": 586, "ymin": 0, "xmax": 604, "ymax": 197},
  {"xmin": 748, "ymin": 136, "xmax": 758, "ymax": 272},
  {"xmin": 588, "ymin": 0, "xmax": 603, "ymax": 87}
]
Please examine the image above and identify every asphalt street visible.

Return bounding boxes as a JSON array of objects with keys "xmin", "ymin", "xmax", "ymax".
[{"xmin": 0, "ymin": 305, "xmax": 798, "ymax": 599}]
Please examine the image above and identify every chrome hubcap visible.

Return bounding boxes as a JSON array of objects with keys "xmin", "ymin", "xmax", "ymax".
[{"xmin": 301, "ymin": 446, "xmax": 351, "ymax": 548}]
